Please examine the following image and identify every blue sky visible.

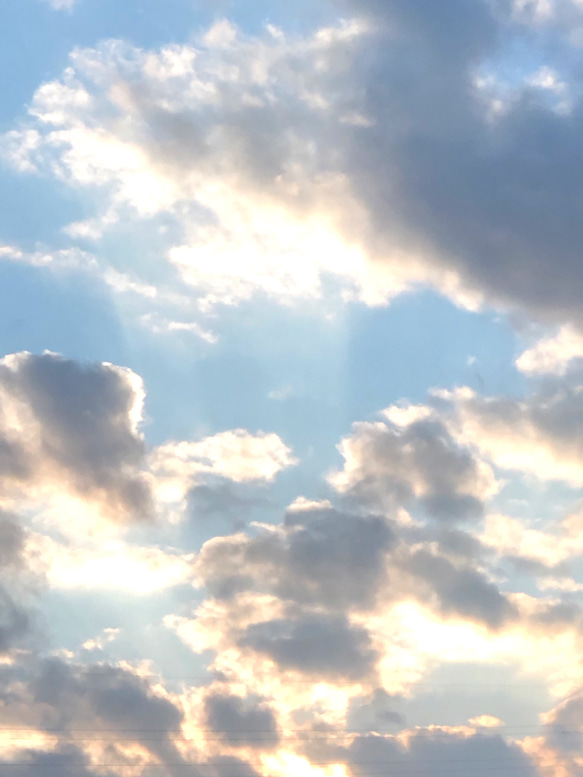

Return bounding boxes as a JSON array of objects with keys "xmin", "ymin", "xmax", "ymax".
[{"xmin": 3, "ymin": 0, "xmax": 583, "ymax": 775}]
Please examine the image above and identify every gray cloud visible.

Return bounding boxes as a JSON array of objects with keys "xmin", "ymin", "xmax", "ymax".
[
  {"xmin": 0, "ymin": 512, "xmax": 35, "ymax": 654},
  {"xmin": 435, "ymin": 375, "xmax": 583, "ymax": 485},
  {"xmin": 240, "ymin": 612, "xmax": 378, "ymax": 680},
  {"xmin": 347, "ymin": 728, "xmax": 536, "ymax": 777},
  {"xmin": 33, "ymin": 659, "xmax": 183, "ymax": 737},
  {"xmin": 18, "ymin": 658, "xmax": 201, "ymax": 777},
  {"xmin": 544, "ymin": 689, "xmax": 583, "ymax": 754},
  {"xmin": 335, "ymin": 0, "xmax": 583, "ymax": 326},
  {"xmin": 196, "ymin": 496, "xmax": 515, "ymax": 637},
  {"xmin": 0, "ymin": 512, "xmax": 25, "ymax": 568},
  {"xmin": 204, "ymin": 692, "xmax": 279, "ymax": 748},
  {"xmin": 197, "ymin": 507, "xmax": 394, "ymax": 610},
  {"xmin": 332, "ymin": 417, "xmax": 495, "ymax": 522},
  {"xmin": 12, "ymin": 0, "xmax": 583, "ymax": 328},
  {"xmin": 347, "ymin": 688, "xmax": 406, "ymax": 733},
  {"xmin": 404, "ymin": 550, "xmax": 517, "ymax": 629},
  {"xmin": 0, "ymin": 352, "xmax": 154, "ymax": 521},
  {"xmin": 0, "ymin": 747, "xmax": 99, "ymax": 777}
]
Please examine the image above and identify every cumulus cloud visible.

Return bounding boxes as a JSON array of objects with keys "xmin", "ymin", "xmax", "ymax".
[
  {"xmin": 26, "ymin": 533, "xmax": 195, "ymax": 593},
  {"xmin": 516, "ymin": 325, "xmax": 583, "ymax": 375},
  {"xmin": 0, "ymin": 511, "xmax": 39, "ymax": 654},
  {"xmin": 195, "ymin": 506, "xmax": 394, "ymax": 609},
  {"xmin": 0, "ymin": 352, "xmax": 294, "ymax": 530},
  {"xmin": 481, "ymin": 513, "xmax": 583, "ymax": 567},
  {"xmin": 404, "ymin": 549, "xmax": 516, "ymax": 629},
  {"xmin": 0, "ymin": 658, "xmax": 198, "ymax": 776},
  {"xmin": 329, "ymin": 415, "xmax": 497, "ymax": 521},
  {"xmin": 347, "ymin": 728, "xmax": 536, "ymax": 777},
  {"xmin": 240, "ymin": 612, "xmax": 378, "ymax": 681},
  {"xmin": 150, "ymin": 429, "xmax": 296, "ymax": 511},
  {"xmin": 8, "ymin": 2, "xmax": 583, "ymax": 331},
  {"xmin": 0, "ymin": 351, "xmax": 154, "ymax": 523},
  {"xmin": 203, "ymin": 691, "xmax": 279, "ymax": 748},
  {"xmin": 438, "ymin": 381, "xmax": 583, "ymax": 486},
  {"xmin": 1, "ymin": 22, "xmax": 394, "ymax": 315}
]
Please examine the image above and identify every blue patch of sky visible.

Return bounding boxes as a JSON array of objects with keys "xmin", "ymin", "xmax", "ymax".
[
  {"xmin": 492, "ymin": 473, "xmax": 583, "ymax": 525},
  {"xmin": 0, "ymin": 254, "xmax": 528, "ymax": 513},
  {"xmin": 400, "ymin": 661, "xmax": 552, "ymax": 730},
  {"xmin": 40, "ymin": 587, "xmax": 211, "ymax": 682},
  {"xmin": 0, "ymin": 167, "xmax": 88, "ymax": 248},
  {"xmin": 0, "ymin": 262, "xmax": 130, "ymax": 364}
]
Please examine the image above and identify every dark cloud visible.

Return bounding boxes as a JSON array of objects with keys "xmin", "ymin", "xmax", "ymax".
[
  {"xmin": 336, "ymin": 0, "xmax": 583, "ymax": 327},
  {"xmin": 404, "ymin": 549, "xmax": 516, "ymax": 629},
  {"xmin": 0, "ymin": 512, "xmax": 25, "ymax": 568},
  {"xmin": 544, "ymin": 689, "xmax": 583, "ymax": 754},
  {"xmin": 333, "ymin": 418, "xmax": 494, "ymax": 522},
  {"xmin": 0, "ymin": 747, "xmax": 100, "ymax": 777},
  {"xmin": 33, "ymin": 659, "xmax": 183, "ymax": 738},
  {"xmin": 347, "ymin": 688, "xmax": 406, "ymax": 733},
  {"xmin": 0, "ymin": 512, "xmax": 36, "ymax": 654},
  {"xmin": 0, "ymin": 658, "xmax": 209, "ymax": 777},
  {"xmin": 197, "ymin": 499, "xmax": 514, "ymax": 635},
  {"xmin": 187, "ymin": 481, "xmax": 269, "ymax": 529},
  {"xmin": 197, "ymin": 507, "xmax": 394, "ymax": 610},
  {"xmin": 0, "ymin": 587, "xmax": 30, "ymax": 653},
  {"xmin": 348, "ymin": 728, "xmax": 536, "ymax": 777},
  {"xmin": 205, "ymin": 755, "xmax": 265, "ymax": 777},
  {"xmin": 240, "ymin": 612, "xmax": 378, "ymax": 680},
  {"xmin": 0, "ymin": 352, "xmax": 154, "ymax": 521},
  {"xmin": 204, "ymin": 692, "xmax": 279, "ymax": 748}
]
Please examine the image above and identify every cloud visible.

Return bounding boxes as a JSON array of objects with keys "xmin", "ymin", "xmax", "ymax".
[
  {"xmin": 347, "ymin": 728, "xmax": 536, "ymax": 777},
  {"xmin": 195, "ymin": 506, "xmax": 394, "ymax": 609},
  {"xmin": 516, "ymin": 325, "xmax": 583, "ymax": 375},
  {"xmin": 329, "ymin": 415, "xmax": 497, "ymax": 521},
  {"xmin": 438, "ymin": 381, "xmax": 583, "ymax": 486},
  {"xmin": 0, "ymin": 748, "xmax": 97, "ymax": 777},
  {"xmin": 240, "ymin": 612, "xmax": 378, "ymax": 681},
  {"xmin": 150, "ymin": 430, "xmax": 296, "ymax": 511},
  {"xmin": 1, "ymin": 22, "xmax": 395, "ymax": 316},
  {"xmin": 0, "ymin": 657, "xmax": 202, "ymax": 776},
  {"xmin": 0, "ymin": 512, "xmax": 37, "ymax": 654},
  {"xmin": 26, "ymin": 533, "xmax": 195, "ymax": 593},
  {"xmin": 334, "ymin": 0, "xmax": 583, "ymax": 327},
  {"xmin": 0, "ymin": 244, "xmax": 92, "ymax": 270},
  {"xmin": 9, "ymin": 4, "xmax": 583, "ymax": 330},
  {"xmin": 480, "ymin": 513, "xmax": 583, "ymax": 567},
  {"xmin": 203, "ymin": 691, "xmax": 279, "ymax": 748},
  {"xmin": 0, "ymin": 351, "xmax": 154, "ymax": 523},
  {"xmin": 404, "ymin": 549, "xmax": 516, "ymax": 629}
]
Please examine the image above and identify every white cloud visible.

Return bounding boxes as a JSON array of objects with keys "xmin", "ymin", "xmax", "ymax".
[
  {"xmin": 150, "ymin": 429, "xmax": 296, "ymax": 507},
  {"xmin": 439, "ymin": 384, "xmax": 583, "ymax": 487},
  {"xmin": 516, "ymin": 325, "xmax": 583, "ymax": 375},
  {"xmin": 469, "ymin": 714, "xmax": 504, "ymax": 728},
  {"xmin": 0, "ymin": 243, "xmax": 93, "ymax": 269},
  {"xmin": 481, "ymin": 513, "xmax": 583, "ymax": 566},
  {"xmin": 26, "ymin": 533, "xmax": 195, "ymax": 593},
  {"xmin": 0, "ymin": 20, "xmax": 438, "ymax": 321},
  {"xmin": 140, "ymin": 313, "xmax": 218, "ymax": 343},
  {"xmin": 6, "ymin": 2, "xmax": 583, "ymax": 333}
]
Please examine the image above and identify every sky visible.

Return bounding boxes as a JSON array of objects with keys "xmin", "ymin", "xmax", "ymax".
[{"xmin": 5, "ymin": 0, "xmax": 583, "ymax": 774}]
